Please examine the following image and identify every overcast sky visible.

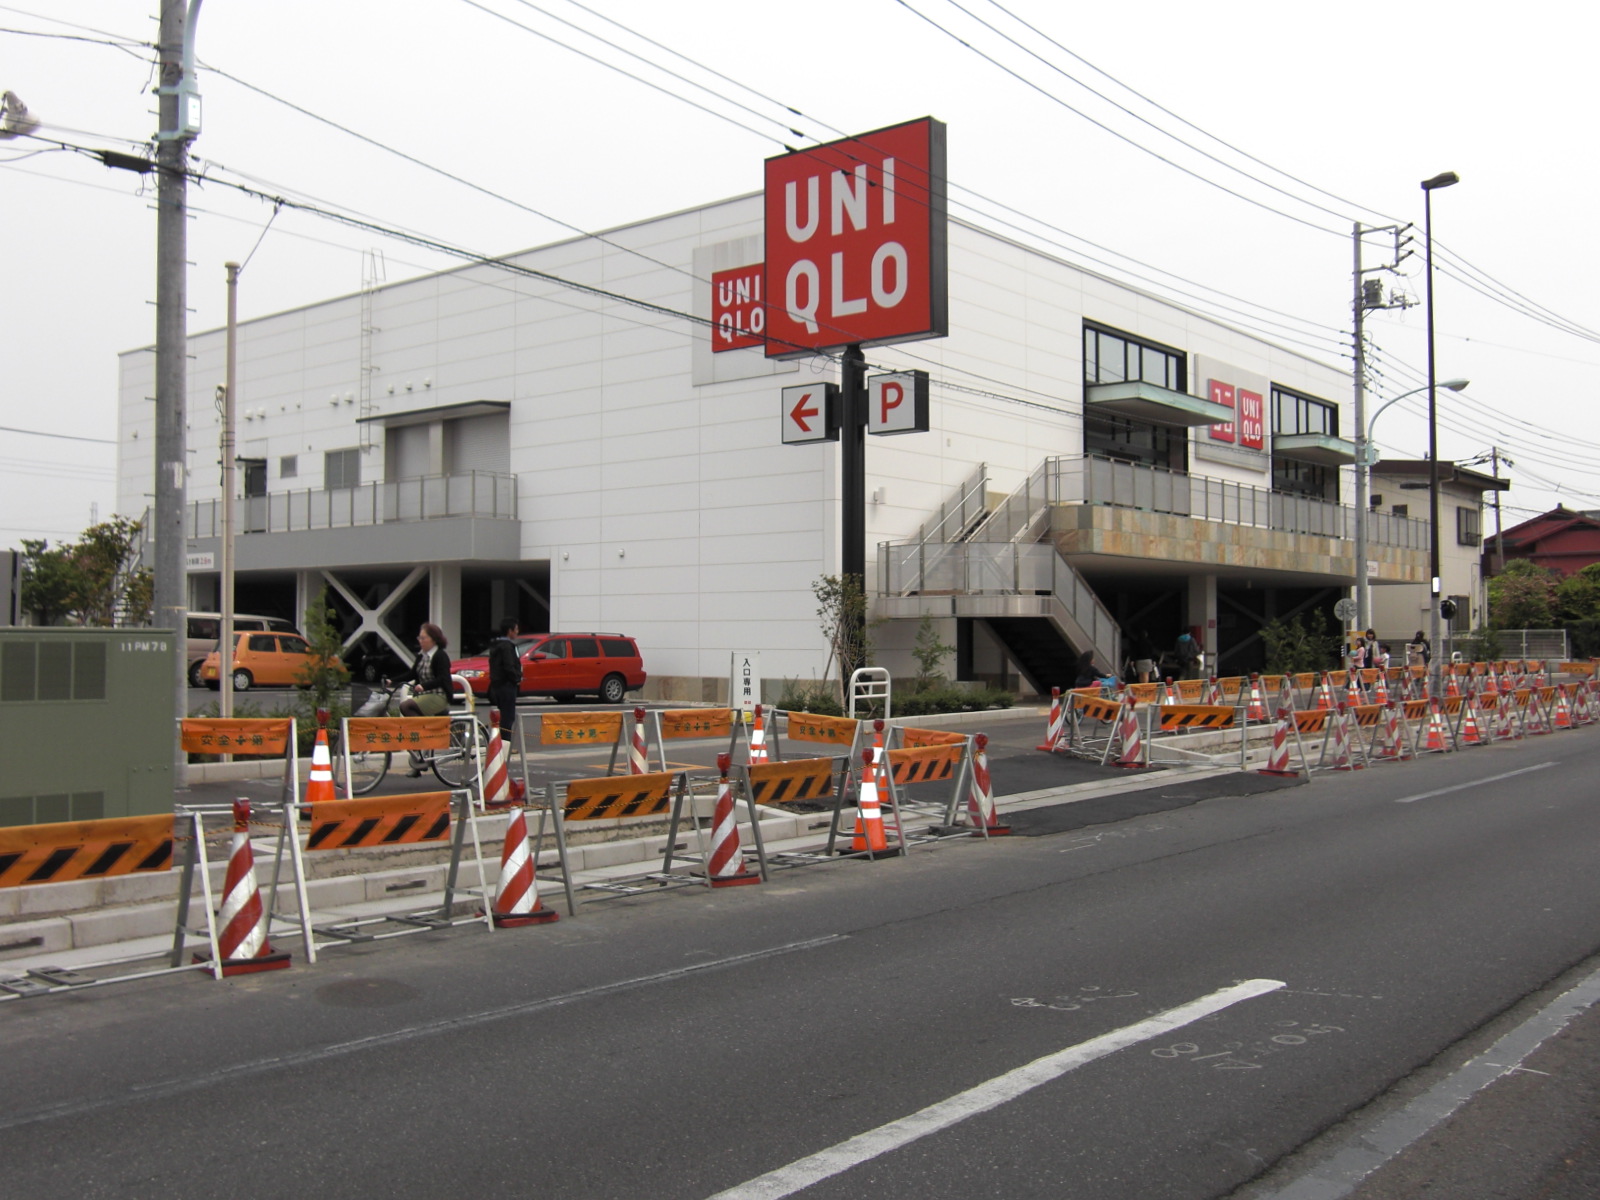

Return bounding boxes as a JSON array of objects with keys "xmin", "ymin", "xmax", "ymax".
[{"xmin": 4, "ymin": 1, "xmax": 1596, "ymax": 548}]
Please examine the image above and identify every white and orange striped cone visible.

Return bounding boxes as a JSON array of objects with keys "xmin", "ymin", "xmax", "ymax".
[
  {"xmin": 490, "ymin": 804, "xmax": 558, "ymax": 926},
  {"xmin": 1459, "ymin": 699, "xmax": 1485, "ymax": 746},
  {"xmin": 206, "ymin": 800, "xmax": 291, "ymax": 976},
  {"xmin": 1345, "ymin": 670, "xmax": 1362, "ymax": 708},
  {"xmin": 1315, "ymin": 673, "xmax": 1334, "ymax": 711},
  {"xmin": 1038, "ymin": 687, "xmax": 1064, "ymax": 752},
  {"xmin": 1204, "ymin": 676, "xmax": 1222, "ymax": 706},
  {"xmin": 482, "ymin": 709, "xmax": 511, "ymax": 806},
  {"xmin": 1328, "ymin": 704, "xmax": 1356, "ymax": 771},
  {"xmin": 850, "ymin": 746, "xmax": 896, "ymax": 856},
  {"xmin": 1423, "ymin": 700, "xmax": 1450, "ymax": 752},
  {"xmin": 630, "ymin": 706, "xmax": 649, "ymax": 774},
  {"xmin": 1276, "ymin": 675, "xmax": 1294, "ymax": 719},
  {"xmin": 749, "ymin": 704, "xmax": 770, "ymax": 765},
  {"xmin": 1162, "ymin": 677, "xmax": 1179, "ymax": 706},
  {"xmin": 1554, "ymin": 687, "xmax": 1574, "ymax": 729},
  {"xmin": 305, "ymin": 708, "xmax": 336, "ymax": 805},
  {"xmin": 707, "ymin": 752, "xmax": 760, "ymax": 887},
  {"xmin": 1246, "ymin": 674, "xmax": 1267, "ymax": 722},
  {"xmin": 1375, "ymin": 700, "xmax": 1408, "ymax": 760},
  {"xmin": 1258, "ymin": 708, "xmax": 1298, "ymax": 777},
  {"xmin": 1446, "ymin": 671, "xmax": 1461, "ymax": 700},
  {"xmin": 1113, "ymin": 697, "xmax": 1144, "ymax": 769},
  {"xmin": 1374, "ymin": 671, "xmax": 1389, "ymax": 705},
  {"xmin": 965, "ymin": 733, "xmax": 1011, "ymax": 835}
]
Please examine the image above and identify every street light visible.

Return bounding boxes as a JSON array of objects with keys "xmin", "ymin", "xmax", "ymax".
[
  {"xmin": 1422, "ymin": 169, "xmax": 1458, "ymax": 690},
  {"xmin": 1355, "ymin": 378, "xmax": 1468, "ymax": 634}
]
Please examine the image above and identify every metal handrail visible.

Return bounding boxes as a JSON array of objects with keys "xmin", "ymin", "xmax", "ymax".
[{"xmin": 185, "ymin": 471, "xmax": 517, "ymax": 538}]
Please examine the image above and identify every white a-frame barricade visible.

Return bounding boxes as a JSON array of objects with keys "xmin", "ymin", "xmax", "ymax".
[
  {"xmin": 254, "ymin": 790, "xmax": 493, "ymax": 958},
  {"xmin": 881, "ymin": 727, "xmax": 973, "ymax": 837},
  {"xmin": 533, "ymin": 771, "xmax": 698, "ymax": 911},
  {"xmin": 647, "ymin": 707, "xmax": 748, "ymax": 775}
]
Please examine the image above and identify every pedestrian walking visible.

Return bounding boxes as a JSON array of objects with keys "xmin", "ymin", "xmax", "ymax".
[{"xmin": 487, "ymin": 617, "xmax": 523, "ymax": 736}]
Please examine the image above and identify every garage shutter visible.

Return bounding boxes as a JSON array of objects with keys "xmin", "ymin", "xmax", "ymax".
[{"xmin": 447, "ymin": 414, "xmax": 509, "ymax": 475}]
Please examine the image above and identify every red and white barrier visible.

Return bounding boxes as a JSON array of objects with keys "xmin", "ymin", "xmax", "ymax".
[
  {"xmin": 213, "ymin": 800, "xmax": 292, "ymax": 976},
  {"xmin": 707, "ymin": 752, "xmax": 760, "ymax": 886}
]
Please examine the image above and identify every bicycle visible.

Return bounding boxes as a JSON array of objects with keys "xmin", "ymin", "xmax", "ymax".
[{"xmin": 339, "ymin": 680, "xmax": 488, "ymax": 796}]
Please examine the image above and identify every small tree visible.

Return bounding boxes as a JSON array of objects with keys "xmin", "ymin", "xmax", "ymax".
[
  {"xmin": 17, "ymin": 516, "xmax": 150, "ymax": 626},
  {"xmin": 1488, "ymin": 559, "xmax": 1559, "ymax": 630},
  {"xmin": 1260, "ymin": 613, "xmax": 1340, "ymax": 675},
  {"xmin": 294, "ymin": 588, "xmax": 351, "ymax": 727},
  {"xmin": 910, "ymin": 613, "xmax": 955, "ymax": 692},
  {"xmin": 19, "ymin": 538, "xmax": 79, "ymax": 625},
  {"xmin": 813, "ymin": 573, "xmax": 874, "ymax": 702}
]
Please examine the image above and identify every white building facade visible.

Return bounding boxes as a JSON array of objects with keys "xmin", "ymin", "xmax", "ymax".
[{"xmin": 117, "ymin": 192, "xmax": 1430, "ymax": 698}]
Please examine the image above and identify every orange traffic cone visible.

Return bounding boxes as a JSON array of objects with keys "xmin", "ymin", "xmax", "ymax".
[
  {"xmin": 1258, "ymin": 708, "xmax": 1297, "ymax": 777},
  {"xmin": 1374, "ymin": 671, "xmax": 1389, "ymax": 704},
  {"xmin": 1246, "ymin": 674, "xmax": 1267, "ymax": 722},
  {"xmin": 1038, "ymin": 687, "xmax": 1064, "ymax": 752},
  {"xmin": 630, "ymin": 707, "xmax": 649, "ymax": 774},
  {"xmin": 483, "ymin": 709, "xmax": 511, "ymax": 806},
  {"xmin": 966, "ymin": 733, "xmax": 1010, "ymax": 835},
  {"xmin": 1345, "ymin": 670, "xmax": 1363, "ymax": 707},
  {"xmin": 851, "ymin": 746, "xmax": 895, "ymax": 856},
  {"xmin": 206, "ymin": 800, "xmax": 291, "ymax": 976},
  {"xmin": 1328, "ymin": 704, "xmax": 1357, "ymax": 771},
  {"xmin": 707, "ymin": 752, "xmax": 760, "ymax": 886},
  {"xmin": 1204, "ymin": 676, "xmax": 1222, "ymax": 706},
  {"xmin": 305, "ymin": 708, "xmax": 336, "ymax": 805},
  {"xmin": 1276, "ymin": 675, "xmax": 1294, "ymax": 718},
  {"xmin": 1459, "ymin": 700, "xmax": 1484, "ymax": 746},
  {"xmin": 749, "ymin": 704, "xmax": 770, "ymax": 765},
  {"xmin": 1162, "ymin": 677, "xmax": 1179, "ymax": 706},
  {"xmin": 1315, "ymin": 673, "xmax": 1333, "ymax": 711},
  {"xmin": 1554, "ymin": 687, "xmax": 1574, "ymax": 729},
  {"xmin": 1375, "ymin": 700, "xmax": 1408, "ymax": 760},
  {"xmin": 1423, "ymin": 700, "xmax": 1450, "ymax": 752}
]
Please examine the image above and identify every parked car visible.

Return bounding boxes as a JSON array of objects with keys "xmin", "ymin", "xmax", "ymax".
[
  {"xmin": 186, "ymin": 612, "xmax": 299, "ymax": 686},
  {"xmin": 452, "ymin": 633, "xmax": 646, "ymax": 704},
  {"xmin": 200, "ymin": 631, "xmax": 340, "ymax": 691}
]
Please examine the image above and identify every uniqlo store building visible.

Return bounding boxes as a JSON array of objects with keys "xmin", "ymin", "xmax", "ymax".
[{"xmin": 117, "ymin": 119, "xmax": 1425, "ymax": 699}]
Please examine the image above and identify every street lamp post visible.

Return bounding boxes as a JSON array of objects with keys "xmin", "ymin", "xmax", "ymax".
[
  {"xmin": 1358, "ymin": 379, "xmax": 1468, "ymax": 637},
  {"xmin": 1422, "ymin": 169, "xmax": 1459, "ymax": 690}
]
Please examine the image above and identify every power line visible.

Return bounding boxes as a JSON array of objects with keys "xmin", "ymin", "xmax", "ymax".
[{"xmin": 0, "ymin": 423, "xmax": 117, "ymax": 444}]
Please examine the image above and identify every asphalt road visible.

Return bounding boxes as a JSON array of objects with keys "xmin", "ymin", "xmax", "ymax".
[{"xmin": 7, "ymin": 727, "xmax": 1599, "ymax": 1198}]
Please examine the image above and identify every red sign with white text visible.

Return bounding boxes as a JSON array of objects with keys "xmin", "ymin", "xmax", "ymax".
[
  {"xmin": 1236, "ymin": 388, "xmax": 1264, "ymax": 450},
  {"xmin": 711, "ymin": 264, "xmax": 765, "ymax": 352},
  {"xmin": 1208, "ymin": 380, "xmax": 1236, "ymax": 444},
  {"xmin": 764, "ymin": 118, "xmax": 947, "ymax": 358}
]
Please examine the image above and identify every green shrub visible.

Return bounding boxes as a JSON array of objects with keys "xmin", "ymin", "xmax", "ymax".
[
  {"xmin": 896, "ymin": 686, "xmax": 1014, "ymax": 716},
  {"xmin": 776, "ymin": 679, "xmax": 844, "ymax": 716}
]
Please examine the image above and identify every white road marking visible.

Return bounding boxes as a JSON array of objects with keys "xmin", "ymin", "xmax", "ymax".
[
  {"xmin": 707, "ymin": 978, "xmax": 1286, "ymax": 1200},
  {"xmin": 1394, "ymin": 761, "xmax": 1556, "ymax": 803}
]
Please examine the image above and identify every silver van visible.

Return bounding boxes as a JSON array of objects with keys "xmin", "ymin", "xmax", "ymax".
[{"xmin": 186, "ymin": 611, "xmax": 299, "ymax": 686}]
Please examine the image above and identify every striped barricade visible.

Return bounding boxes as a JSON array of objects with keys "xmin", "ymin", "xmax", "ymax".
[
  {"xmin": 726, "ymin": 756, "xmax": 858, "ymax": 870},
  {"xmin": 1065, "ymin": 690, "xmax": 1122, "ymax": 759},
  {"xmin": 180, "ymin": 717, "xmax": 299, "ymax": 804},
  {"xmin": 254, "ymin": 790, "xmax": 491, "ymax": 955},
  {"xmin": 1144, "ymin": 704, "xmax": 1237, "ymax": 768},
  {"xmin": 533, "ymin": 771, "xmax": 703, "ymax": 909},
  {"xmin": 880, "ymin": 737, "xmax": 972, "ymax": 838},
  {"xmin": 647, "ymin": 708, "xmax": 748, "ymax": 774}
]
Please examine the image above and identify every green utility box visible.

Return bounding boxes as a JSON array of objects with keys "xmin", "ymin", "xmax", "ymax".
[{"xmin": 0, "ymin": 628, "xmax": 175, "ymax": 827}]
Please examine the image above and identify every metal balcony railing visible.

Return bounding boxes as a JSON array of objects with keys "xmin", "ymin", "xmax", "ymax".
[{"xmin": 185, "ymin": 471, "xmax": 517, "ymax": 538}]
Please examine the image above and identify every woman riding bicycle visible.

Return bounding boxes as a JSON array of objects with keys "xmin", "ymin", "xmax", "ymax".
[{"xmin": 387, "ymin": 623, "xmax": 456, "ymax": 774}]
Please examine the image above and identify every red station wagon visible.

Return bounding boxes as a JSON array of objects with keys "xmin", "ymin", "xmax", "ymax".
[{"xmin": 452, "ymin": 633, "xmax": 646, "ymax": 704}]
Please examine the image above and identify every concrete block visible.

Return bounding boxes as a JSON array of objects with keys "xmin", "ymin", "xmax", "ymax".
[
  {"xmin": 14, "ymin": 878, "xmax": 104, "ymax": 917},
  {"xmin": 581, "ymin": 839, "xmax": 652, "ymax": 870},
  {"xmin": 70, "ymin": 903, "xmax": 176, "ymax": 948},
  {"xmin": 0, "ymin": 918, "xmax": 72, "ymax": 959},
  {"xmin": 361, "ymin": 868, "xmax": 448, "ymax": 905}
]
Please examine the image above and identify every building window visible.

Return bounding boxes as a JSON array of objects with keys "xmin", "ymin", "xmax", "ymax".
[
  {"xmin": 1457, "ymin": 506, "xmax": 1481, "ymax": 546},
  {"xmin": 280, "ymin": 455, "xmax": 298, "ymax": 479},
  {"xmin": 1270, "ymin": 386, "xmax": 1338, "ymax": 501},
  {"xmin": 325, "ymin": 447, "xmax": 361, "ymax": 490},
  {"xmin": 1082, "ymin": 323, "xmax": 1188, "ymax": 471},
  {"xmin": 1448, "ymin": 594, "xmax": 1471, "ymax": 633}
]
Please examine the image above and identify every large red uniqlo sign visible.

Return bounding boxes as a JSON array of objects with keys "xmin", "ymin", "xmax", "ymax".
[
  {"xmin": 1208, "ymin": 379, "xmax": 1264, "ymax": 451},
  {"xmin": 763, "ymin": 118, "xmax": 947, "ymax": 359}
]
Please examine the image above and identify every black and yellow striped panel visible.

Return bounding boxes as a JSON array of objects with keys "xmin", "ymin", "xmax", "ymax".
[
  {"xmin": 561, "ymin": 773, "xmax": 675, "ymax": 821},
  {"xmin": 1071, "ymin": 694, "xmax": 1122, "ymax": 723},
  {"xmin": 1403, "ymin": 700, "xmax": 1431, "ymax": 720},
  {"xmin": 1292, "ymin": 710, "xmax": 1332, "ymax": 734},
  {"xmin": 886, "ymin": 743, "xmax": 962, "ymax": 784},
  {"xmin": 1349, "ymin": 704, "xmax": 1385, "ymax": 727},
  {"xmin": 0, "ymin": 814, "xmax": 175, "ymax": 888},
  {"xmin": 747, "ymin": 758, "xmax": 835, "ymax": 806},
  {"xmin": 656, "ymin": 709, "xmax": 736, "ymax": 740},
  {"xmin": 304, "ymin": 792, "xmax": 453, "ymax": 850},
  {"xmin": 1156, "ymin": 704, "xmax": 1235, "ymax": 731},
  {"xmin": 345, "ymin": 716, "xmax": 453, "ymax": 752}
]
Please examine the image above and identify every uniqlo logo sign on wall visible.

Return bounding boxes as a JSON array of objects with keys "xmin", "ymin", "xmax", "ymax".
[
  {"xmin": 764, "ymin": 118, "xmax": 948, "ymax": 359},
  {"xmin": 710, "ymin": 265, "xmax": 764, "ymax": 352},
  {"xmin": 1208, "ymin": 380, "xmax": 1264, "ymax": 451}
]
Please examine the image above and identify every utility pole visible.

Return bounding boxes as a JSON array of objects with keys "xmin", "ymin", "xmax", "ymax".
[
  {"xmin": 1351, "ymin": 222, "xmax": 1413, "ymax": 633},
  {"xmin": 220, "ymin": 262, "xmax": 239, "ymax": 719},
  {"xmin": 155, "ymin": 0, "xmax": 203, "ymax": 784}
]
